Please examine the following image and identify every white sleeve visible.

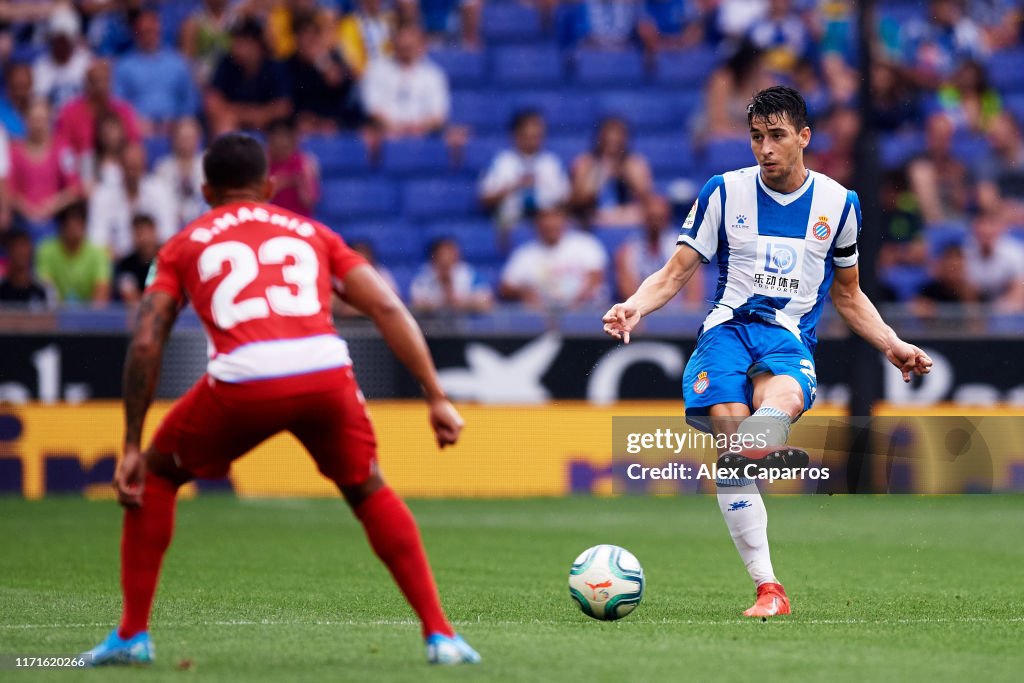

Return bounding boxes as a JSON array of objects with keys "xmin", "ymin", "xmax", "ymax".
[
  {"xmin": 582, "ymin": 234, "xmax": 608, "ymax": 271},
  {"xmin": 501, "ymin": 247, "xmax": 533, "ymax": 287},
  {"xmin": 361, "ymin": 61, "xmax": 390, "ymax": 118},
  {"xmin": 536, "ymin": 154, "xmax": 569, "ymax": 207},
  {"xmin": 479, "ymin": 152, "xmax": 515, "ymax": 195},
  {"xmin": 833, "ymin": 190, "xmax": 861, "ymax": 268},
  {"xmin": 427, "ymin": 65, "xmax": 450, "ymax": 122},
  {"xmin": 677, "ymin": 176, "xmax": 724, "ymax": 263},
  {"xmin": 0, "ymin": 128, "xmax": 9, "ymax": 179}
]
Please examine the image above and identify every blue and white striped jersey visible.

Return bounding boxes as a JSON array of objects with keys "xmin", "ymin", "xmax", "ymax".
[{"xmin": 678, "ymin": 166, "xmax": 861, "ymax": 351}]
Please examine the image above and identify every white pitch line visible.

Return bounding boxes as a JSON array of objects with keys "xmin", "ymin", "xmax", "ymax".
[{"xmin": 2, "ymin": 616, "xmax": 1022, "ymax": 630}]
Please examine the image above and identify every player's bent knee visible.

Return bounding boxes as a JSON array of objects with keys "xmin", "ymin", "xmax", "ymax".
[
  {"xmin": 339, "ymin": 471, "xmax": 386, "ymax": 510},
  {"xmin": 144, "ymin": 447, "xmax": 193, "ymax": 488}
]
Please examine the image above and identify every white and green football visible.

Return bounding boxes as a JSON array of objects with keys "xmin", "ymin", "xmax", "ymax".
[{"xmin": 568, "ymin": 545, "xmax": 645, "ymax": 621}]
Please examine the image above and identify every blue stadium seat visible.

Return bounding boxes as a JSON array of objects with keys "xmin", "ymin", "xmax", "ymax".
[
  {"xmin": 546, "ymin": 135, "xmax": 589, "ymax": 165},
  {"xmin": 881, "ymin": 265, "xmax": 929, "ymax": 301},
  {"xmin": 460, "ymin": 135, "xmax": 507, "ymax": 174},
  {"xmin": 701, "ymin": 139, "xmax": 754, "ymax": 176},
  {"xmin": 430, "ymin": 48, "xmax": 487, "ymax": 87},
  {"xmin": 402, "ymin": 179, "xmax": 480, "ymax": 219},
  {"xmin": 450, "ymin": 90, "xmax": 514, "ymax": 132},
  {"xmin": 594, "ymin": 226, "xmax": 637, "ymax": 258},
  {"xmin": 143, "ymin": 136, "xmax": 170, "ymax": 169},
  {"xmin": 573, "ymin": 49, "xmax": 646, "ymax": 86},
  {"xmin": 989, "ymin": 49, "xmax": 1024, "ymax": 93},
  {"xmin": 381, "ymin": 138, "xmax": 451, "ymax": 175},
  {"xmin": 388, "ymin": 265, "xmax": 416, "ymax": 299},
  {"xmin": 425, "ymin": 219, "xmax": 503, "ymax": 264},
  {"xmin": 303, "ymin": 135, "xmax": 372, "ymax": 177},
  {"xmin": 318, "ymin": 178, "xmax": 398, "ymax": 220},
  {"xmin": 512, "ymin": 90, "xmax": 598, "ymax": 132},
  {"xmin": 925, "ymin": 221, "xmax": 969, "ymax": 259},
  {"xmin": 492, "ymin": 46, "xmax": 565, "ymax": 87},
  {"xmin": 336, "ymin": 219, "xmax": 423, "ymax": 266},
  {"xmin": 1005, "ymin": 94, "xmax": 1024, "ymax": 125},
  {"xmin": 481, "ymin": 3, "xmax": 543, "ymax": 43},
  {"xmin": 654, "ymin": 47, "xmax": 720, "ymax": 87},
  {"xmin": 880, "ymin": 132, "xmax": 925, "ymax": 169},
  {"xmin": 598, "ymin": 91, "xmax": 682, "ymax": 132},
  {"xmin": 951, "ymin": 134, "xmax": 991, "ymax": 170},
  {"xmin": 633, "ymin": 135, "xmax": 698, "ymax": 177}
]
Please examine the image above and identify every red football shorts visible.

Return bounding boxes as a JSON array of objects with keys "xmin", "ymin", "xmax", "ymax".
[{"xmin": 152, "ymin": 366, "xmax": 377, "ymax": 486}]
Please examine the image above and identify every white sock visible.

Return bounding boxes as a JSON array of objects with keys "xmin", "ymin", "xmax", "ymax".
[
  {"xmin": 715, "ymin": 406, "xmax": 791, "ymax": 587},
  {"xmin": 717, "ymin": 482, "xmax": 776, "ymax": 586}
]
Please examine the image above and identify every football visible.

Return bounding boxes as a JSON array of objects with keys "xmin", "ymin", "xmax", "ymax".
[{"xmin": 568, "ymin": 544, "xmax": 645, "ymax": 621}]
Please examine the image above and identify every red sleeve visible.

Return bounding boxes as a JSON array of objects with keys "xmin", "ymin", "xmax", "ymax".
[
  {"xmin": 325, "ymin": 228, "xmax": 368, "ymax": 281},
  {"xmin": 145, "ymin": 240, "xmax": 186, "ymax": 304},
  {"xmin": 118, "ymin": 101, "xmax": 143, "ymax": 143}
]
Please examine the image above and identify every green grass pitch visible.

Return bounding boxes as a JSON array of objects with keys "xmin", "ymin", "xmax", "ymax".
[{"xmin": 1, "ymin": 495, "xmax": 1022, "ymax": 682}]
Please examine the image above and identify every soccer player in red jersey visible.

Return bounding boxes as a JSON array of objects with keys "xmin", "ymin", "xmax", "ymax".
[{"xmin": 84, "ymin": 133, "xmax": 480, "ymax": 666}]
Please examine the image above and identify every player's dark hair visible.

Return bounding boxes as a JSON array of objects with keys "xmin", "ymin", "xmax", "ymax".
[
  {"xmin": 132, "ymin": 213, "xmax": 156, "ymax": 229},
  {"xmin": 747, "ymin": 86, "xmax": 809, "ymax": 133},
  {"xmin": 203, "ymin": 132, "xmax": 268, "ymax": 190},
  {"xmin": 509, "ymin": 108, "xmax": 543, "ymax": 133},
  {"xmin": 56, "ymin": 200, "xmax": 88, "ymax": 227}
]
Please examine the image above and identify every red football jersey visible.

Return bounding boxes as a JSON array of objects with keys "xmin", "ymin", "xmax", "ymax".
[{"xmin": 147, "ymin": 201, "xmax": 367, "ymax": 382}]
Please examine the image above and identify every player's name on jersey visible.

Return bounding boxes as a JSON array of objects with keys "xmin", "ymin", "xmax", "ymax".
[{"xmin": 189, "ymin": 205, "xmax": 316, "ymax": 244}]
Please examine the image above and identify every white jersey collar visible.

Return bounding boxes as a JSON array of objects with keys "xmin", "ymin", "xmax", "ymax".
[{"xmin": 756, "ymin": 168, "xmax": 813, "ymax": 206}]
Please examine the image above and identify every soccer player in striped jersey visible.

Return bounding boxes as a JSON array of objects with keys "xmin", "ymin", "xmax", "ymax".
[{"xmin": 603, "ymin": 86, "xmax": 932, "ymax": 617}]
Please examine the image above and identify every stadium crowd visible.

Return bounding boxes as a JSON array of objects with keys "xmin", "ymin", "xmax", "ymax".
[{"xmin": 0, "ymin": 0, "xmax": 1021, "ymax": 318}]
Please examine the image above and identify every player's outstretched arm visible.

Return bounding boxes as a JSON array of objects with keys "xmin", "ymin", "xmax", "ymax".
[
  {"xmin": 602, "ymin": 244, "xmax": 702, "ymax": 343},
  {"xmin": 830, "ymin": 264, "xmax": 933, "ymax": 382},
  {"xmin": 118, "ymin": 291, "xmax": 179, "ymax": 506},
  {"xmin": 341, "ymin": 264, "xmax": 464, "ymax": 448}
]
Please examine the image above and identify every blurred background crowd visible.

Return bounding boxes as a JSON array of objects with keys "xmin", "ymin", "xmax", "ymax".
[{"xmin": 0, "ymin": 0, "xmax": 1021, "ymax": 322}]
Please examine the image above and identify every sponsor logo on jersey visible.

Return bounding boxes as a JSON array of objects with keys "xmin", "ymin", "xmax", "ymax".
[
  {"xmin": 693, "ymin": 370, "xmax": 710, "ymax": 394},
  {"xmin": 812, "ymin": 216, "xmax": 831, "ymax": 240},
  {"xmin": 728, "ymin": 500, "xmax": 752, "ymax": 511},
  {"xmin": 731, "ymin": 214, "xmax": 749, "ymax": 230}
]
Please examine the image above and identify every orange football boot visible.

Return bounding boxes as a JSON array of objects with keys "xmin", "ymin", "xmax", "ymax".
[{"xmin": 743, "ymin": 582, "xmax": 791, "ymax": 618}]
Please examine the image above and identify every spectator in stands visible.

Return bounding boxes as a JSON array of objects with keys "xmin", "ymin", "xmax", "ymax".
[
  {"xmin": 560, "ymin": 0, "xmax": 649, "ymax": 51},
  {"xmin": 410, "ymin": 237, "xmax": 493, "ymax": 314},
  {"xmin": 570, "ymin": 116, "xmax": 653, "ymax": 227},
  {"xmin": 332, "ymin": 239, "xmax": 401, "ymax": 313},
  {"xmin": 977, "ymin": 112, "xmax": 1024, "ymax": 222},
  {"xmin": 181, "ymin": 0, "xmax": 239, "ymax": 84},
  {"xmin": 55, "ymin": 59, "xmax": 141, "ymax": 159},
  {"xmin": 205, "ymin": 17, "xmax": 292, "ymax": 135},
  {"xmin": 806, "ymin": 106, "xmax": 859, "ymax": 187},
  {"xmin": 288, "ymin": 13, "xmax": 362, "ymax": 134},
  {"xmin": 900, "ymin": 0, "xmax": 987, "ymax": 90},
  {"xmin": 479, "ymin": 109, "xmax": 569, "ymax": 235},
  {"xmin": 615, "ymin": 194, "xmax": 704, "ymax": 306},
  {"xmin": 907, "ymin": 113, "xmax": 972, "ymax": 225},
  {"xmin": 0, "ymin": 229, "xmax": 50, "ymax": 308},
  {"xmin": 81, "ymin": 112, "xmax": 128, "ymax": 192},
  {"xmin": 263, "ymin": 0, "xmax": 339, "ymax": 60},
  {"xmin": 745, "ymin": 0, "xmax": 812, "ymax": 77},
  {"xmin": 963, "ymin": 212, "xmax": 1024, "ymax": 311},
  {"xmin": 88, "ymin": 143, "xmax": 176, "ymax": 257},
  {"xmin": 267, "ymin": 118, "xmax": 320, "ymax": 218},
  {"xmin": 35, "ymin": 200, "xmax": 111, "ymax": 305},
  {"xmin": 699, "ymin": 40, "xmax": 773, "ymax": 140},
  {"xmin": 409, "ymin": 0, "xmax": 481, "ymax": 48},
  {"xmin": 969, "ymin": 0, "xmax": 1022, "ymax": 51},
  {"xmin": 7, "ymin": 98, "xmax": 80, "ymax": 234},
  {"xmin": 933, "ymin": 60, "xmax": 1002, "ymax": 134},
  {"xmin": 500, "ymin": 206, "xmax": 608, "ymax": 309},
  {"xmin": 154, "ymin": 118, "xmax": 207, "ymax": 228},
  {"xmin": 0, "ymin": 62, "xmax": 32, "ymax": 138},
  {"xmin": 0, "ymin": 125, "xmax": 9, "ymax": 231},
  {"xmin": 32, "ymin": 5, "xmax": 91, "ymax": 110},
  {"xmin": 878, "ymin": 169, "xmax": 927, "ymax": 270},
  {"xmin": 114, "ymin": 213, "xmax": 160, "ymax": 305},
  {"xmin": 911, "ymin": 242, "xmax": 980, "ymax": 317},
  {"xmin": 638, "ymin": 0, "xmax": 705, "ymax": 50},
  {"xmin": 113, "ymin": 7, "xmax": 198, "ymax": 133},
  {"xmin": 339, "ymin": 0, "xmax": 396, "ymax": 77},
  {"xmin": 868, "ymin": 61, "xmax": 921, "ymax": 133},
  {"xmin": 362, "ymin": 24, "xmax": 450, "ymax": 139}
]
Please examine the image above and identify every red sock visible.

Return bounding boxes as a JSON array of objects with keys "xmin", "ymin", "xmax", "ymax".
[
  {"xmin": 355, "ymin": 486, "xmax": 454, "ymax": 637},
  {"xmin": 118, "ymin": 472, "xmax": 177, "ymax": 639}
]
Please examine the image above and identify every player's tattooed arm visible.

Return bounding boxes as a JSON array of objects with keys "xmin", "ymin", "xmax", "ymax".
[
  {"xmin": 830, "ymin": 264, "xmax": 933, "ymax": 382},
  {"xmin": 123, "ymin": 292, "xmax": 180, "ymax": 447}
]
